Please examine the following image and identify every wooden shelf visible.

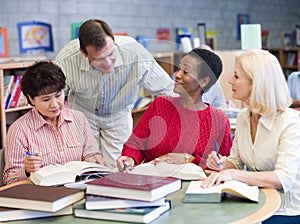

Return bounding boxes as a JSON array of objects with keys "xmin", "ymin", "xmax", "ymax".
[
  {"xmin": 268, "ymin": 48, "xmax": 300, "ymax": 78},
  {"xmin": 0, "ymin": 61, "xmax": 35, "ymax": 148},
  {"xmin": 152, "ymin": 52, "xmax": 174, "ymax": 76}
]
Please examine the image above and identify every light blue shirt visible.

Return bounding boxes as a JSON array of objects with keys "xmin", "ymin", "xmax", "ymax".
[
  {"xmin": 203, "ymin": 81, "xmax": 226, "ymax": 110},
  {"xmin": 287, "ymin": 71, "xmax": 300, "ymax": 99}
]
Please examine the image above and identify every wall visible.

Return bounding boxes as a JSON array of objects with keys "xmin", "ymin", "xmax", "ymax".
[{"xmin": 0, "ymin": 0, "xmax": 300, "ymax": 58}]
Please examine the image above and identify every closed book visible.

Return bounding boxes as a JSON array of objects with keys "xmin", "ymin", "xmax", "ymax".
[
  {"xmin": 129, "ymin": 162, "xmax": 207, "ymax": 180},
  {"xmin": 183, "ymin": 180, "xmax": 259, "ymax": 203},
  {"xmin": 74, "ymin": 200, "xmax": 171, "ymax": 224},
  {"xmin": 86, "ymin": 172, "xmax": 181, "ymax": 202},
  {"xmin": 0, "ymin": 184, "xmax": 84, "ymax": 212},
  {"xmin": 0, "ymin": 205, "xmax": 73, "ymax": 222},
  {"xmin": 30, "ymin": 161, "xmax": 112, "ymax": 186},
  {"xmin": 85, "ymin": 194, "xmax": 166, "ymax": 210}
]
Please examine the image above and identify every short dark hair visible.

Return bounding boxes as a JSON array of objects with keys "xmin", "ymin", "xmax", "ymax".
[
  {"xmin": 79, "ymin": 19, "xmax": 114, "ymax": 55},
  {"xmin": 21, "ymin": 61, "xmax": 66, "ymax": 106},
  {"xmin": 187, "ymin": 48, "xmax": 223, "ymax": 92}
]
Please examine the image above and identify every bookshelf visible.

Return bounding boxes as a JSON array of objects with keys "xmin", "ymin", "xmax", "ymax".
[
  {"xmin": 0, "ymin": 62, "xmax": 34, "ymax": 148},
  {"xmin": 269, "ymin": 48, "xmax": 300, "ymax": 78},
  {"xmin": 152, "ymin": 52, "xmax": 174, "ymax": 76}
]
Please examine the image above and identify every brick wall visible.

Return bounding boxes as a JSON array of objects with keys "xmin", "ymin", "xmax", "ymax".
[{"xmin": 0, "ymin": 0, "xmax": 299, "ymax": 58}]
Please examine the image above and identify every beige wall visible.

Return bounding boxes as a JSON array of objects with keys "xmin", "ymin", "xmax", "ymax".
[{"xmin": 215, "ymin": 50, "xmax": 245, "ymax": 109}]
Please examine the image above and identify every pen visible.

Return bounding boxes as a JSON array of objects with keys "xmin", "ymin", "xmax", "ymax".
[
  {"xmin": 215, "ymin": 142, "xmax": 220, "ymax": 168},
  {"xmin": 25, "ymin": 151, "xmax": 33, "ymax": 156},
  {"xmin": 122, "ymin": 160, "xmax": 128, "ymax": 173}
]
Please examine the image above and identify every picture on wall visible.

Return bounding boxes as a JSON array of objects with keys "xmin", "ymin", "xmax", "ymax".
[
  {"xmin": 17, "ymin": 21, "xmax": 53, "ymax": 54},
  {"xmin": 156, "ymin": 28, "xmax": 170, "ymax": 41},
  {"xmin": 237, "ymin": 14, "xmax": 249, "ymax": 40},
  {"xmin": 0, "ymin": 27, "xmax": 8, "ymax": 57},
  {"xmin": 71, "ymin": 22, "xmax": 83, "ymax": 40}
]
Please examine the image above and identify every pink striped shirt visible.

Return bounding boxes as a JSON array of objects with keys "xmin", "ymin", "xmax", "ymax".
[{"xmin": 3, "ymin": 107, "xmax": 100, "ymax": 185}]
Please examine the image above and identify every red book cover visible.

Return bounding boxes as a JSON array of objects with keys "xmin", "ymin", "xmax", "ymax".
[
  {"xmin": 86, "ymin": 172, "xmax": 181, "ymax": 201},
  {"xmin": 87, "ymin": 172, "xmax": 179, "ymax": 191}
]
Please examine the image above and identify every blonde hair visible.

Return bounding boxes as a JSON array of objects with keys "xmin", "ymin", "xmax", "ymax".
[{"xmin": 236, "ymin": 49, "xmax": 292, "ymax": 115}]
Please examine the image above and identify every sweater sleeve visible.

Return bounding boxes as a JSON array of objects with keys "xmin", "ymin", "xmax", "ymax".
[{"xmin": 121, "ymin": 98, "xmax": 159, "ymax": 164}]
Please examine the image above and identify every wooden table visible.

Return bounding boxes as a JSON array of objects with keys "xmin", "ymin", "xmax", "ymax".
[{"xmin": 0, "ymin": 179, "xmax": 281, "ymax": 224}]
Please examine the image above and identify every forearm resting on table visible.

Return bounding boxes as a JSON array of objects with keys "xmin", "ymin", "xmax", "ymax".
[{"xmin": 232, "ymin": 170, "xmax": 282, "ymax": 189}]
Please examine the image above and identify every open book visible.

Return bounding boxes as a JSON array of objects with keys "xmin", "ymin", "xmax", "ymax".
[
  {"xmin": 30, "ymin": 161, "xmax": 111, "ymax": 186},
  {"xmin": 128, "ymin": 162, "xmax": 206, "ymax": 180},
  {"xmin": 183, "ymin": 180, "xmax": 259, "ymax": 203}
]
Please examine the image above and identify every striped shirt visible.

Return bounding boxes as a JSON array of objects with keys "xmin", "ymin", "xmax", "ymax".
[
  {"xmin": 54, "ymin": 36, "xmax": 176, "ymax": 114},
  {"xmin": 3, "ymin": 107, "xmax": 100, "ymax": 185}
]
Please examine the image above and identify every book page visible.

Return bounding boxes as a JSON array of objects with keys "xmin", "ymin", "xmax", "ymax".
[
  {"xmin": 129, "ymin": 162, "xmax": 206, "ymax": 180},
  {"xmin": 222, "ymin": 180, "xmax": 259, "ymax": 202},
  {"xmin": 30, "ymin": 164, "xmax": 76, "ymax": 186},
  {"xmin": 128, "ymin": 163, "xmax": 157, "ymax": 176},
  {"xmin": 156, "ymin": 162, "xmax": 206, "ymax": 180},
  {"xmin": 185, "ymin": 181, "xmax": 223, "ymax": 194},
  {"xmin": 63, "ymin": 161, "xmax": 111, "ymax": 176}
]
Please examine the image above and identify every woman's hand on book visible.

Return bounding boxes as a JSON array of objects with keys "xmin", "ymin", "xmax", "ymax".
[
  {"xmin": 201, "ymin": 169, "xmax": 237, "ymax": 188},
  {"xmin": 153, "ymin": 153, "xmax": 194, "ymax": 165}
]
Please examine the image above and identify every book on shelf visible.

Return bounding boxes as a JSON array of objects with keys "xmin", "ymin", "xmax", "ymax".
[
  {"xmin": 86, "ymin": 172, "xmax": 181, "ymax": 202},
  {"xmin": 133, "ymin": 96, "xmax": 152, "ymax": 110},
  {"xmin": 85, "ymin": 194, "xmax": 166, "ymax": 210},
  {"xmin": 30, "ymin": 161, "xmax": 112, "ymax": 186},
  {"xmin": 0, "ymin": 205, "xmax": 73, "ymax": 222},
  {"xmin": 287, "ymin": 52, "xmax": 297, "ymax": 66},
  {"xmin": 183, "ymin": 180, "xmax": 259, "ymax": 203},
  {"xmin": 0, "ymin": 184, "xmax": 84, "ymax": 212},
  {"xmin": 3, "ymin": 75, "xmax": 14, "ymax": 108},
  {"xmin": 17, "ymin": 92, "xmax": 28, "ymax": 107},
  {"xmin": 8, "ymin": 76, "xmax": 23, "ymax": 108},
  {"xmin": 74, "ymin": 200, "xmax": 171, "ymax": 224},
  {"xmin": 128, "ymin": 162, "xmax": 207, "ymax": 180},
  {"xmin": 5, "ymin": 75, "xmax": 22, "ymax": 109}
]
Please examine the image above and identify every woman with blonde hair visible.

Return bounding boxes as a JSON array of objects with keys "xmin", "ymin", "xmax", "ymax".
[{"xmin": 202, "ymin": 49, "xmax": 300, "ymax": 223}]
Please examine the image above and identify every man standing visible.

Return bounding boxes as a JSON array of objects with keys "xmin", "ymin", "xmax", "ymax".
[{"xmin": 55, "ymin": 19, "xmax": 175, "ymax": 168}]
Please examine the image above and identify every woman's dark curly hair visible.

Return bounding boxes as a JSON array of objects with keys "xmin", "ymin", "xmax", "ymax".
[{"xmin": 21, "ymin": 61, "xmax": 66, "ymax": 106}]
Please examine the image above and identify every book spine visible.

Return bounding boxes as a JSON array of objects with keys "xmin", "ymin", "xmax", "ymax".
[
  {"xmin": 9, "ymin": 78, "xmax": 22, "ymax": 108},
  {"xmin": 4, "ymin": 76, "xmax": 14, "ymax": 108},
  {"xmin": 6, "ymin": 76, "xmax": 22, "ymax": 109}
]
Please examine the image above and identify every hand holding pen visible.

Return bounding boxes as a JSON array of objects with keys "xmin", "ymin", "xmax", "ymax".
[
  {"xmin": 116, "ymin": 156, "xmax": 134, "ymax": 172},
  {"xmin": 215, "ymin": 142, "xmax": 221, "ymax": 168},
  {"xmin": 24, "ymin": 151, "xmax": 42, "ymax": 175},
  {"xmin": 206, "ymin": 143, "xmax": 228, "ymax": 171}
]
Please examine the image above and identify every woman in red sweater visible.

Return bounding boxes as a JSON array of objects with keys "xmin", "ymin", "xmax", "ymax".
[{"xmin": 116, "ymin": 48, "xmax": 232, "ymax": 171}]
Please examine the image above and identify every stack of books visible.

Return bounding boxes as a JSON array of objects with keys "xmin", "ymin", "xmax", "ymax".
[
  {"xmin": 0, "ymin": 184, "xmax": 84, "ymax": 222},
  {"xmin": 74, "ymin": 172, "xmax": 181, "ymax": 223}
]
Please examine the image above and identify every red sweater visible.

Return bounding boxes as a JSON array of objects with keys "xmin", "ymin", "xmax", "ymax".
[{"xmin": 122, "ymin": 96, "xmax": 232, "ymax": 168}]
